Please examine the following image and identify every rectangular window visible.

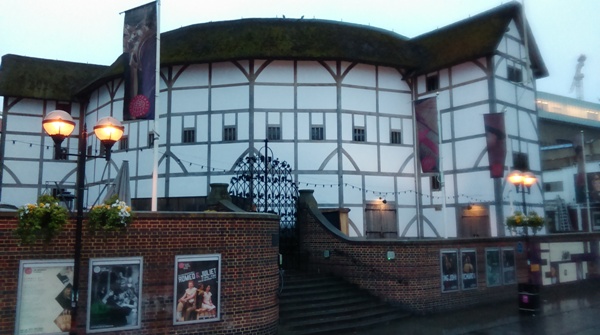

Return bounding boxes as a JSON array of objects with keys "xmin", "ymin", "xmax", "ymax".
[
  {"xmin": 390, "ymin": 130, "xmax": 402, "ymax": 144},
  {"xmin": 426, "ymin": 74, "xmax": 439, "ymax": 92},
  {"xmin": 148, "ymin": 133, "xmax": 154, "ymax": 148},
  {"xmin": 507, "ymin": 65, "xmax": 523, "ymax": 83},
  {"xmin": 353, "ymin": 127, "xmax": 365, "ymax": 142},
  {"xmin": 182, "ymin": 128, "xmax": 196, "ymax": 143},
  {"xmin": 267, "ymin": 126, "xmax": 281, "ymax": 141},
  {"xmin": 512, "ymin": 152, "xmax": 529, "ymax": 171},
  {"xmin": 55, "ymin": 101, "xmax": 71, "ymax": 114},
  {"xmin": 119, "ymin": 136, "xmax": 129, "ymax": 151},
  {"xmin": 431, "ymin": 175, "xmax": 441, "ymax": 191},
  {"xmin": 223, "ymin": 126, "xmax": 237, "ymax": 141},
  {"xmin": 311, "ymin": 126, "xmax": 324, "ymax": 140},
  {"xmin": 87, "ymin": 145, "xmax": 93, "ymax": 157},
  {"xmin": 544, "ymin": 181, "xmax": 563, "ymax": 192}
]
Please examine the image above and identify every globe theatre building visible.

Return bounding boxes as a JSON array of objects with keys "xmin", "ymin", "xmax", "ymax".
[{"xmin": 0, "ymin": 2, "xmax": 547, "ymax": 238}]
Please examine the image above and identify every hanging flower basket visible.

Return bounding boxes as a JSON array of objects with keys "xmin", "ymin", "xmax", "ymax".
[
  {"xmin": 88, "ymin": 195, "xmax": 133, "ymax": 232},
  {"xmin": 506, "ymin": 211, "xmax": 544, "ymax": 235},
  {"xmin": 15, "ymin": 195, "xmax": 69, "ymax": 245}
]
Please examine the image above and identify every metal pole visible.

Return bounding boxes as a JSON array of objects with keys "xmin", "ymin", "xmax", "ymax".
[
  {"xmin": 521, "ymin": 186, "xmax": 527, "ymax": 215},
  {"xmin": 70, "ymin": 126, "xmax": 86, "ymax": 334}
]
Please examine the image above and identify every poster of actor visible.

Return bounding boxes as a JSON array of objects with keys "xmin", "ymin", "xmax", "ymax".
[
  {"xmin": 460, "ymin": 249, "xmax": 478, "ymax": 290},
  {"xmin": 86, "ymin": 257, "xmax": 143, "ymax": 332},
  {"xmin": 440, "ymin": 250, "xmax": 459, "ymax": 292},
  {"xmin": 485, "ymin": 248, "xmax": 502, "ymax": 286},
  {"xmin": 502, "ymin": 248, "xmax": 516, "ymax": 284},
  {"xmin": 15, "ymin": 260, "xmax": 74, "ymax": 334},
  {"xmin": 174, "ymin": 254, "xmax": 221, "ymax": 324}
]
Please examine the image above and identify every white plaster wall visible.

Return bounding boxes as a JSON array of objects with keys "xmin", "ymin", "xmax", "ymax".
[
  {"xmin": 297, "ymin": 86, "xmax": 336, "ymax": 109},
  {"xmin": 342, "ymin": 87, "xmax": 376, "ymax": 113},
  {"xmin": 378, "ymin": 67, "xmax": 405, "ymax": 90},
  {"xmin": 171, "ymin": 89, "xmax": 208, "ymax": 113},
  {"xmin": 212, "ymin": 62, "xmax": 248, "ymax": 85},
  {"xmin": 452, "ymin": 82, "xmax": 489, "ymax": 107},
  {"xmin": 172, "ymin": 64, "xmax": 209, "ymax": 87},
  {"xmin": 212, "ymin": 86, "xmax": 249, "ymax": 111},
  {"xmin": 451, "ymin": 59, "xmax": 487, "ymax": 85},
  {"xmin": 297, "ymin": 61, "xmax": 336, "ymax": 83},
  {"xmin": 255, "ymin": 85, "xmax": 294, "ymax": 109},
  {"xmin": 255, "ymin": 60, "xmax": 294, "ymax": 83},
  {"xmin": 343, "ymin": 63, "xmax": 376, "ymax": 87}
]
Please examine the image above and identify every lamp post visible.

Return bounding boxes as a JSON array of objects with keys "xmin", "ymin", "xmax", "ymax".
[
  {"xmin": 508, "ymin": 169, "xmax": 541, "ymax": 314},
  {"xmin": 43, "ymin": 110, "xmax": 124, "ymax": 334}
]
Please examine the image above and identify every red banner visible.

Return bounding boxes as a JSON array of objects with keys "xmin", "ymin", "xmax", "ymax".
[
  {"xmin": 123, "ymin": 2, "xmax": 157, "ymax": 120},
  {"xmin": 483, "ymin": 113, "xmax": 506, "ymax": 178},
  {"xmin": 415, "ymin": 98, "xmax": 439, "ymax": 173}
]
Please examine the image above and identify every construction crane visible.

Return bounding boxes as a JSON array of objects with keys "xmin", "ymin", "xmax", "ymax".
[{"xmin": 570, "ymin": 54, "xmax": 586, "ymax": 100}]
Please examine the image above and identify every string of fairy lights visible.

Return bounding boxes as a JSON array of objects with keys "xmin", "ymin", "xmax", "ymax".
[{"xmin": 6, "ymin": 137, "xmax": 546, "ymax": 206}]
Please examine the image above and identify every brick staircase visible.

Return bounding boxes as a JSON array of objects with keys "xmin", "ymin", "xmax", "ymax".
[{"xmin": 278, "ymin": 271, "xmax": 410, "ymax": 335}]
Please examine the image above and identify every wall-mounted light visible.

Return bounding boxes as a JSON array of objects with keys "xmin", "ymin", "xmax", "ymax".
[{"xmin": 386, "ymin": 251, "xmax": 395, "ymax": 260}]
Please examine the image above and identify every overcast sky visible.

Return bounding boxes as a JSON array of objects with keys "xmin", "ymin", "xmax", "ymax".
[{"xmin": 1, "ymin": 0, "xmax": 599, "ymax": 105}]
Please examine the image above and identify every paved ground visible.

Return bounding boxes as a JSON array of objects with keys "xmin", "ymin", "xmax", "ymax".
[{"xmin": 344, "ymin": 280, "xmax": 600, "ymax": 335}]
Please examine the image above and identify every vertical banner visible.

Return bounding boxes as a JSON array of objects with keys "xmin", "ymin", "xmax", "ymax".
[
  {"xmin": 440, "ymin": 250, "xmax": 458, "ymax": 292},
  {"xmin": 174, "ymin": 254, "xmax": 221, "ymax": 324},
  {"xmin": 460, "ymin": 249, "xmax": 478, "ymax": 290},
  {"xmin": 123, "ymin": 1, "xmax": 157, "ymax": 120},
  {"xmin": 16, "ymin": 260, "xmax": 74, "ymax": 334},
  {"xmin": 415, "ymin": 97, "xmax": 439, "ymax": 173},
  {"xmin": 483, "ymin": 113, "xmax": 507, "ymax": 178},
  {"xmin": 574, "ymin": 133, "xmax": 586, "ymax": 203},
  {"xmin": 502, "ymin": 248, "xmax": 516, "ymax": 284},
  {"xmin": 87, "ymin": 257, "xmax": 143, "ymax": 332},
  {"xmin": 485, "ymin": 248, "xmax": 501, "ymax": 286}
]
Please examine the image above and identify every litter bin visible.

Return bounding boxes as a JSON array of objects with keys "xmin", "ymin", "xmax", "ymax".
[{"xmin": 518, "ymin": 283, "xmax": 541, "ymax": 314}]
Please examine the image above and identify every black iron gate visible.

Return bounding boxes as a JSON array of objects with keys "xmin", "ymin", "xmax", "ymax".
[{"xmin": 228, "ymin": 143, "xmax": 299, "ymax": 270}]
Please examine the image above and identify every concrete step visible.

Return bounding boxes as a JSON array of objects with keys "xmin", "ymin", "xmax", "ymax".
[{"xmin": 279, "ymin": 271, "xmax": 410, "ymax": 335}]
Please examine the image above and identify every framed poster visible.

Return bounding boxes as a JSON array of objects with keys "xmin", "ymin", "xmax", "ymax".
[
  {"xmin": 460, "ymin": 249, "xmax": 477, "ymax": 290},
  {"xmin": 87, "ymin": 257, "xmax": 143, "ymax": 333},
  {"xmin": 15, "ymin": 259, "xmax": 74, "ymax": 335},
  {"xmin": 174, "ymin": 254, "xmax": 221, "ymax": 324},
  {"xmin": 440, "ymin": 250, "xmax": 458, "ymax": 292},
  {"xmin": 485, "ymin": 248, "xmax": 501, "ymax": 287},
  {"xmin": 502, "ymin": 248, "xmax": 516, "ymax": 284}
]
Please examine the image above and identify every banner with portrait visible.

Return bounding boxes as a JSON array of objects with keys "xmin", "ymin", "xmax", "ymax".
[
  {"xmin": 86, "ymin": 257, "xmax": 143, "ymax": 332},
  {"xmin": 485, "ymin": 248, "xmax": 502, "ymax": 286},
  {"xmin": 415, "ymin": 97, "xmax": 439, "ymax": 173},
  {"xmin": 174, "ymin": 254, "xmax": 221, "ymax": 324},
  {"xmin": 502, "ymin": 248, "xmax": 516, "ymax": 284},
  {"xmin": 575, "ymin": 172, "xmax": 600, "ymax": 203},
  {"xmin": 16, "ymin": 260, "xmax": 74, "ymax": 334},
  {"xmin": 123, "ymin": 1, "xmax": 157, "ymax": 120},
  {"xmin": 460, "ymin": 249, "xmax": 477, "ymax": 290},
  {"xmin": 483, "ymin": 113, "xmax": 506, "ymax": 178},
  {"xmin": 440, "ymin": 250, "xmax": 458, "ymax": 292}
]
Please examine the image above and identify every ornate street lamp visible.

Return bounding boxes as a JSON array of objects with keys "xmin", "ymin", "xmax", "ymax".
[
  {"xmin": 43, "ymin": 110, "xmax": 124, "ymax": 334},
  {"xmin": 508, "ymin": 170, "xmax": 537, "ymax": 205}
]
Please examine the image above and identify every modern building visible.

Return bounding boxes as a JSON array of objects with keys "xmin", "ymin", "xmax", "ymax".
[
  {"xmin": 538, "ymin": 92, "xmax": 600, "ymax": 232},
  {"xmin": 0, "ymin": 2, "xmax": 547, "ymax": 238}
]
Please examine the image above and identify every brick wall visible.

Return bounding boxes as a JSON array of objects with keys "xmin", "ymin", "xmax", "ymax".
[
  {"xmin": 297, "ymin": 190, "xmax": 600, "ymax": 313},
  {"xmin": 0, "ymin": 211, "xmax": 280, "ymax": 334}
]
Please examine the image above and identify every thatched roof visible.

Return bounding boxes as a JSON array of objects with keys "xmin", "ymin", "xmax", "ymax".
[
  {"xmin": 411, "ymin": 2, "xmax": 547, "ymax": 77},
  {"xmin": 0, "ymin": 2, "xmax": 547, "ymax": 102},
  {"xmin": 0, "ymin": 54, "xmax": 106, "ymax": 101}
]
